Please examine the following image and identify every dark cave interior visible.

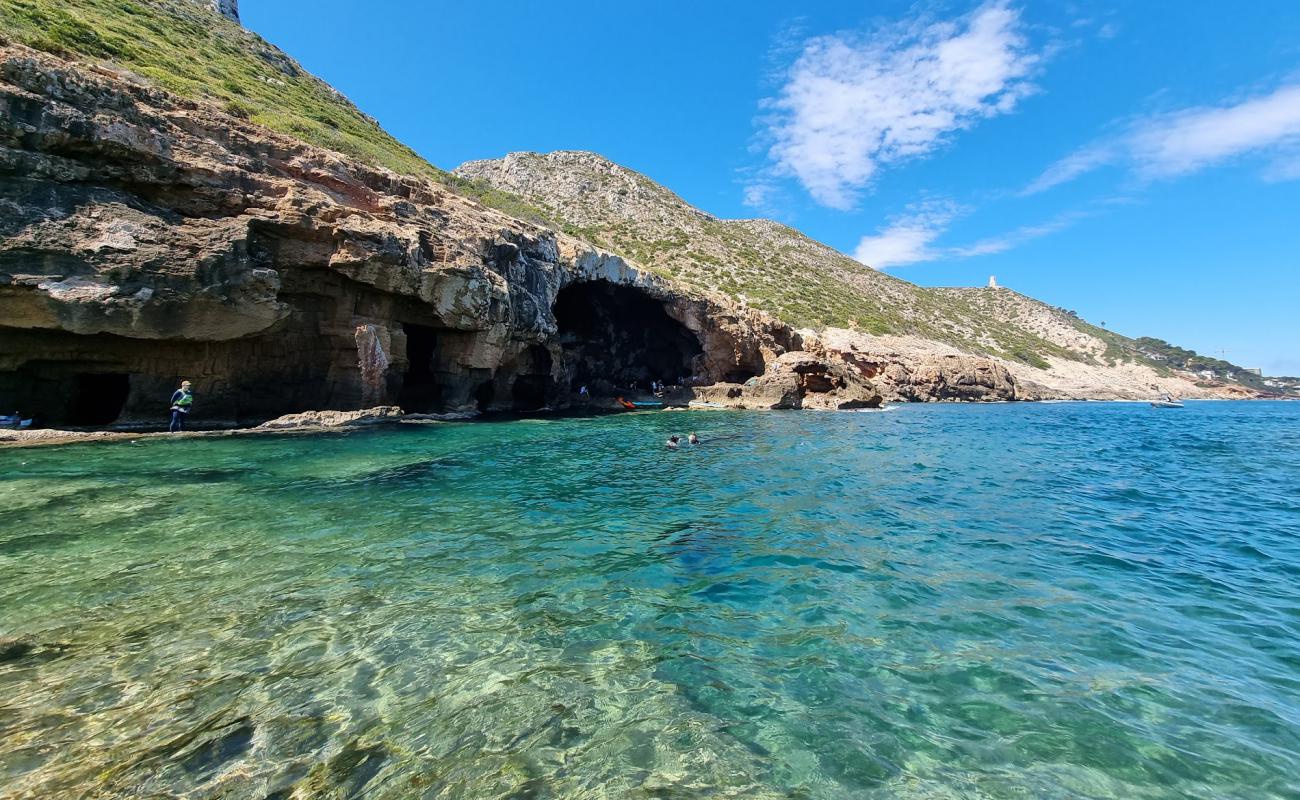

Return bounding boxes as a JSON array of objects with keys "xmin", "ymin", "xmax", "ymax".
[{"xmin": 553, "ymin": 282, "xmax": 702, "ymax": 391}]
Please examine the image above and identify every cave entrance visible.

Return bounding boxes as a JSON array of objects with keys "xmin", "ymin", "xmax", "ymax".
[
  {"xmin": 511, "ymin": 345, "xmax": 553, "ymax": 411},
  {"xmin": 554, "ymin": 281, "xmax": 702, "ymax": 391},
  {"xmin": 399, "ymin": 323, "xmax": 441, "ymax": 412},
  {"xmin": 5, "ymin": 362, "xmax": 131, "ymax": 426},
  {"xmin": 69, "ymin": 373, "xmax": 130, "ymax": 426}
]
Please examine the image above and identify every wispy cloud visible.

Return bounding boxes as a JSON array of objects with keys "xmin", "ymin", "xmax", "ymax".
[
  {"xmin": 761, "ymin": 2, "xmax": 1040, "ymax": 210},
  {"xmin": 852, "ymin": 202, "xmax": 962, "ymax": 268},
  {"xmin": 1022, "ymin": 142, "xmax": 1119, "ymax": 194},
  {"xmin": 742, "ymin": 180, "xmax": 776, "ymax": 209},
  {"xmin": 950, "ymin": 210, "xmax": 1090, "ymax": 256},
  {"xmin": 1263, "ymin": 153, "xmax": 1300, "ymax": 183},
  {"xmin": 1026, "ymin": 83, "xmax": 1300, "ymax": 193},
  {"xmin": 853, "ymin": 203, "xmax": 1086, "ymax": 268}
]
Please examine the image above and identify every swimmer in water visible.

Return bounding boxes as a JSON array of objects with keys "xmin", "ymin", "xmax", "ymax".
[
  {"xmin": 666, "ymin": 435, "xmax": 681, "ymax": 450},
  {"xmin": 688, "ymin": 432, "xmax": 700, "ymax": 445}
]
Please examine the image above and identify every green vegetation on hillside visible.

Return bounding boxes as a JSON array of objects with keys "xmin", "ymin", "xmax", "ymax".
[
  {"xmin": 0, "ymin": 0, "xmax": 440, "ymax": 176},
  {"xmin": 1129, "ymin": 337, "xmax": 1289, "ymax": 392},
  {"xmin": 0, "ymin": 0, "xmax": 555, "ymax": 223}
]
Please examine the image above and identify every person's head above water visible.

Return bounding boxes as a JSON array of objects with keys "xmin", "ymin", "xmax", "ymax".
[{"xmin": 688, "ymin": 432, "xmax": 699, "ymax": 443}]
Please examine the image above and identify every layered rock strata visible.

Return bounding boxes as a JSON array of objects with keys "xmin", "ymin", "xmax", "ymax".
[{"xmin": 0, "ymin": 45, "xmax": 838, "ymax": 426}]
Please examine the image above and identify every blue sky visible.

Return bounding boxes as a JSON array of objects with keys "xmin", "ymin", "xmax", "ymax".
[{"xmin": 243, "ymin": 2, "xmax": 1300, "ymax": 374}]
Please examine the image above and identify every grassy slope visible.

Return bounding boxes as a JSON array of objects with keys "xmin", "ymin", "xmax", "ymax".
[{"xmin": 0, "ymin": 0, "xmax": 554, "ymax": 224}]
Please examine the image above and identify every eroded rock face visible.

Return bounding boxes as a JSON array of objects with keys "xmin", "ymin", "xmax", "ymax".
[
  {"xmin": 805, "ymin": 335, "xmax": 1023, "ymax": 403},
  {"xmin": 0, "ymin": 45, "xmax": 795, "ymax": 425},
  {"xmin": 690, "ymin": 351, "xmax": 883, "ymax": 410},
  {"xmin": 186, "ymin": 0, "xmax": 238, "ymax": 22},
  {"xmin": 256, "ymin": 406, "xmax": 403, "ymax": 430}
]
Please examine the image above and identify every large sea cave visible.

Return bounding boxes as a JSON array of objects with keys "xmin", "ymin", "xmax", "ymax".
[{"xmin": 553, "ymin": 281, "xmax": 702, "ymax": 391}]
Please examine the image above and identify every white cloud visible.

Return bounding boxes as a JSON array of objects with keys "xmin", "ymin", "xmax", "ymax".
[
  {"xmin": 764, "ymin": 2, "xmax": 1039, "ymax": 209},
  {"xmin": 1026, "ymin": 83, "xmax": 1300, "ymax": 193},
  {"xmin": 742, "ymin": 180, "xmax": 776, "ymax": 208},
  {"xmin": 853, "ymin": 202, "xmax": 962, "ymax": 268},
  {"xmin": 854, "ymin": 204, "xmax": 1086, "ymax": 268},
  {"xmin": 1131, "ymin": 85, "xmax": 1300, "ymax": 177}
]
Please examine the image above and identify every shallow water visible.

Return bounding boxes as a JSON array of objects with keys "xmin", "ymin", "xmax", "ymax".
[{"xmin": 2, "ymin": 401, "xmax": 1299, "ymax": 798}]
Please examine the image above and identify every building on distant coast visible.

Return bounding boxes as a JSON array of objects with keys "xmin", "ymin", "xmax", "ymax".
[
  {"xmin": 988, "ymin": 275, "xmax": 998, "ymax": 288},
  {"xmin": 1243, "ymin": 367, "xmax": 1262, "ymax": 376}
]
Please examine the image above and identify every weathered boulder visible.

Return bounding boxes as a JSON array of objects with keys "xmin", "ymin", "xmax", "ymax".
[
  {"xmin": 256, "ymin": 406, "xmax": 404, "ymax": 429},
  {"xmin": 689, "ymin": 351, "xmax": 882, "ymax": 410},
  {"xmin": 885, "ymin": 355, "xmax": 1020, "ymax": 402},
  {"xmin": 805, "ymin": 334, "xmax": 1022, "ymax": 403}
]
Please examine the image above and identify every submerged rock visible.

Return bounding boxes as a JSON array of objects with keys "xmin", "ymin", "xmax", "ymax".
[
  {"xmin": 0, "ymin": 636, "xmax": 71, "ymax": 663},
  {"xmin": 0, "ymin": 637, "xmax": 33, "ymax": 662}
]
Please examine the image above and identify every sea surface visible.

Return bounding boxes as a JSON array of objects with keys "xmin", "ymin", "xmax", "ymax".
[{"xmin": 2, "ymin": 401, "xmax": 1299, "ymax": 799}]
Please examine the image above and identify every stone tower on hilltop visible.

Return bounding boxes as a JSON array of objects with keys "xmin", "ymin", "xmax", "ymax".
[{"xmin": 193, "ymin": 0, "xmax": 238, "ymax": 22}]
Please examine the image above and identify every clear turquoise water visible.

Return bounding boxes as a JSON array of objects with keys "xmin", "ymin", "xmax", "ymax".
[{"xmin": 2, "ymin": 402, "xmax": 1300, "ymax": 799}]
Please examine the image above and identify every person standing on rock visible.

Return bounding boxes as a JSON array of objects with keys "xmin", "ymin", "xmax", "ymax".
[{"xmin": 169, "ymin": 380, "xmax": 193, "ymax": 432}]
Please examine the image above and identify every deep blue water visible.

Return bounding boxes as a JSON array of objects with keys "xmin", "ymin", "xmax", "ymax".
[{"xmin": 2, "ymin": 401, "xmax": 1299, "ymax": 798}]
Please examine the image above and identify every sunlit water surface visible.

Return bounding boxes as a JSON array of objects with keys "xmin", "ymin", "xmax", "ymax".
[{"xmin": 2, "ymin": 402, "xmax": 1300, "ymax": 799}]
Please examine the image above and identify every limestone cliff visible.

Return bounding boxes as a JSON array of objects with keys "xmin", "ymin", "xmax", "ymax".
[{"xmin": 0, "ymin": 45, "xmax": 799, "ymax": 425}]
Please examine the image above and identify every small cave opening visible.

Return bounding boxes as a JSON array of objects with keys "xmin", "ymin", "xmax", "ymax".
[
  {"xmin": 69, "ymin": 373, "xmax": 130, "ymax": 425},
  {"xmin": 399, "ymin": 323, "xmax": 441, "ymax": 412},
  {"xmin": 511, "ymin": 345, "xmax": 553, "ymax": 411},
  {"xmin": 553, "ymin": 281, "xmax": 702, "ymax": 391}
]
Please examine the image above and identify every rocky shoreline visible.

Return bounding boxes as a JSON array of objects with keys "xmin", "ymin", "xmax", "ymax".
[{"xmin": 3, "ymin": 393, "xmax": 1278, "ymax": 449}]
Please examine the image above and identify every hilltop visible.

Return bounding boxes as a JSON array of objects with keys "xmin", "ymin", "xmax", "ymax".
[{"xmin": 456, "ymin": 151, "xmax": 1269, "ymax": 399}]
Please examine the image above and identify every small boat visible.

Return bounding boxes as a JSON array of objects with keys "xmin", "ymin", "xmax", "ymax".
[
  {"xmin": 1150, "ymin": 396, "xmax": 1184, "ymax": 409},
  {"xmin": 1, "ymin": 415, "xmax": 33, "ymax": 428}
]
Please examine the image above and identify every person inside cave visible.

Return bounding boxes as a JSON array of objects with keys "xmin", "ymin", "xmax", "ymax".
[{"xmin": 169, "ymin": 380, "xmax": 194, "ymax": 432}]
